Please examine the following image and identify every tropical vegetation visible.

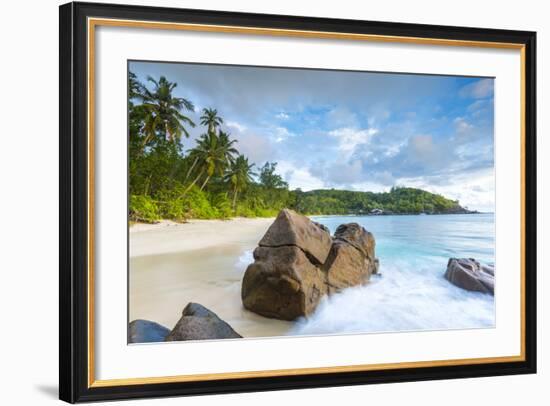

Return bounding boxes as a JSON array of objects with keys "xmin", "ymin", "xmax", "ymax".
[{"xmin": 128, "ymin": 72, "xmax": 470, "ymax": 223}]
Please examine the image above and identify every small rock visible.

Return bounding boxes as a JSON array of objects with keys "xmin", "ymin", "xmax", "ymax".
[
  {"xmin": 128, "ymin": 319, "xmax": 170, "ymax": 343},
  {"xmin": 444, "ymin": 258, "xmax": 494, "ymax": 295},
  {"xmin": 165, "ymin": 303, "xmax": 242, "ymax": 341}
]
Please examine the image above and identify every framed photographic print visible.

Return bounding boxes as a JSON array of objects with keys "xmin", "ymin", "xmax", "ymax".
[{"xmin": 59, "ymin": 1, "xmax": 537, "ymax": 403}]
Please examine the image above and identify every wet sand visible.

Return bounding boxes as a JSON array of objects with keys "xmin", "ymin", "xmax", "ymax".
[{"xmin": 129, "ymin": 218, "xmax": 294, "ymax": 337}]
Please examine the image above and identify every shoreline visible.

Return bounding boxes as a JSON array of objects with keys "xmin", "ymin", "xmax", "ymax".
[
  {"xmin": 131, "ymin": 211, "xmax": 490, "ymax": 229},
  {"xmin": 129, "ymin": 212, "xmax": 492, "ymax": 258},
  {"xmin": 130, "ymin": 217, "xmax": 275, "ymax": 258}
]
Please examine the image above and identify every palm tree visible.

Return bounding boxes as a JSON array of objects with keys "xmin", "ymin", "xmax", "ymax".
[
  {"xmin": 128, "ymin": 71, "xmax": 145, "ymax": 101},
  {"xmin": 182, "ymin": 130, "xmax": 236, "ymax": 184},
  {"xmin": 200, "ymin": 108, "xmax": 223, "ymax": 134},
  {"xmin": 217, "ymin": 130, "xmax": 238, "ymax": 164},
  {"xmin": 225, "ymin": 155, "xmax": 255, "ymax": 211},
  {"xmin": 138, "ymin": 76, "xmax": 196, "ymax": 147},
  {"xmin": 198, "ymin": 130, "xmax": 238, "ymax": 190},
  {"xmin": 183, "ymin": 131, "xmax": 238, "ymax": 193},
  {"xmin": 183, "ymin": 109, "xmax": 225, "ymax": 182}
]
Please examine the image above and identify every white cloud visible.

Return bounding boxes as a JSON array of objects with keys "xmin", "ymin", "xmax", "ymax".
[
  {"xmin": 223, "ymin": 121, "xmax": 275, "ymax": 164},
  {"xmin": 467, "ymin": 99, "xmax": 492, "ymax": 119},
  {"xmin": 311, "ymin": 159, "xmax": 364, "ymax": 187},
  {"xmin": 367, "ymin": 109, "xmax": 391, "ymax": 127},
  {"xmin": 382, "ymin": 142, "xmax": 404, "ymax": 158},
  {"xmin": 226, "ymin": 120, "xmax": 247, "ymax": 132},
  {"xmin": 408, "ymin": 135, "xmax": 440, "ymax": 164},
  {"xmin": 328, "ymin": 127, "xmax": 378, "ymax": 156},
  {"xmin": 276, "ymin": 112, "xmax": 289, "ymax": 120},
  {"xmin": 272, "ymin": 126, "xmax": 295, "ymax": 143},
  {"xmin": 459, "ymin": 78, "xmax": 494, "ymax": 99},
  {"xmin": 347, "ymin": 181, "xmax": 389, "ymax": 193},
  {"xmin": 276, "ymin": 160, "xmax": 325, "ymax": 191},
  {"xmin": 454, "ymin": 117, "xmax": 474, "ymax": 134},
  {"xmin": 401, "ymin": 167, "xmax": 495, "ymax": 212}
]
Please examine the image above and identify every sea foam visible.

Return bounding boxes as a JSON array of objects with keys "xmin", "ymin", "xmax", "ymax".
[
  {"xmin": 290, "ymin": 258, "xmax": 495, "ymax": 336},
  {"xmin": 237, "ymin": 214, "xmax": 495, "ymax": 336}
]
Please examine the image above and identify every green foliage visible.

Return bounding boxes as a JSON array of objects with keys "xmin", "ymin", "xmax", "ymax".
[
  {"xmin": 292, "ymin": 187, "xmax": 465, "ymax": 215},
  {"xmin": 129, "ymin": 195, "xmax": 160, "ymax": 223},
  {"xmin": 181, "ymin": 186, "xmax": 219, "ymax": 219},
  {"xmin": 208, "ymin": 192, "xmax": 233, "ymax": 219},
  {"xmin": 258, "ymin": 162, "xmax": 288, "ymax": 189},
  {"xmin": 137, "ymin": 75, "xmax": 196, "ymax": 145},
  {"xmin": 159, "ymin": 199, "xmax": 188, "ymax": 222},
  {"xmin": 200, "ymin": 107, "xmax": 224, "ymax": 134},
  {"xmin": 225, "ymin": 155, "xmax": 255, "ymax": 210}
]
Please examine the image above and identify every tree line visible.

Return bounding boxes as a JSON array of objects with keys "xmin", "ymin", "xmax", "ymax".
[
  {"xmin": 128, "ymin": 72, "xmax": 468, "ymax": 223},
  {"xmin": 293, "ymin": 187, "xmax": 470, "ymax": 216}
]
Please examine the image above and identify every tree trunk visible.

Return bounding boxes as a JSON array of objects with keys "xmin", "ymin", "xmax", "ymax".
[
  {"xmin": 140, "ymin": 133, "xmax": 153, "ymax": 154},
  {"xmin": 143, "ymin": 173, "xmax": 153, "ymax": 196},
  {"xmin": 183, "ymin": 157, "xmax": 198, "ymax": 183},
  {"xmin": 199, "ymin": 175, "xmax": 211, "ymax": 191},
  {"xmin": 182, "ymin": 169, "xmax": 204, "ymax": 196},
  {"xmin": 232, "ymin": 185, "xmax": 238, "ymax": 211},
  {"xmin": 165, "ymin": 123, "xmax": 172, "ymax": 142}
]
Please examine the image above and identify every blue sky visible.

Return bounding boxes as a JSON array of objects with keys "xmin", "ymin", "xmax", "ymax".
[{"xmin": 130, "ymin": 61, "xmax": 495, "ymax": 212}]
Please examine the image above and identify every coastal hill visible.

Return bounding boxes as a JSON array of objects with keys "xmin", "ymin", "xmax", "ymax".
[{"xmin": 293, "ymin": 186, "xmax": 475, "ymax": 216}]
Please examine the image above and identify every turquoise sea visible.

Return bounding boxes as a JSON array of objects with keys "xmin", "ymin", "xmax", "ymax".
[{"xmin": 287, "ymin": 213, "xmax": 496, "ymax": 335}]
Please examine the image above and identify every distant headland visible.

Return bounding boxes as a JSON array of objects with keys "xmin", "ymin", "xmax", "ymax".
[{"xmin": 292, "ymin": 186, "xmax": 478, "ymax": 216}]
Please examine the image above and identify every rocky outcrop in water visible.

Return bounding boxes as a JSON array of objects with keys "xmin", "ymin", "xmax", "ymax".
[
  {"xmin": 165, "ymin": 302, "xmax": 242, "ymax": 341},
  {"xmin": 444, "ymin": 258, "xmax": 494, "ymax": 295},
  {"xmin": 128, "ymin": 303, "xmax": 242, "ymax": 343},
  {"xmin": 241, "ymin": 209, "xmax": 379, "ymax": 320}
]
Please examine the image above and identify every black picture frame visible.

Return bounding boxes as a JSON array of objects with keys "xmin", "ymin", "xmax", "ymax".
[{"xmin": 59, "ymin": 1, "xmax": 537, "ymax": 403}]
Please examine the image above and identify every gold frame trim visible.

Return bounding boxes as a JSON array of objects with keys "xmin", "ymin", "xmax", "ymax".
[{"xmin": 87, "ymin": 17, "xmax": 527, "ymax": 388}]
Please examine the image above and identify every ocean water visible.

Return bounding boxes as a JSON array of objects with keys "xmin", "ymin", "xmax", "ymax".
[{"xmin": 268, "ymin": 213, "xmax": 496, "ymax": 336}]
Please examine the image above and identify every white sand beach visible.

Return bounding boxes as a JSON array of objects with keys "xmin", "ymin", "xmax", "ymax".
[
  {"xmin": 130, "ymin": 218, "xmax": 273, "ymax": 257},
  {"xmin": 129, "ymin": 217, "xmax": 294, "ymax": 338}
]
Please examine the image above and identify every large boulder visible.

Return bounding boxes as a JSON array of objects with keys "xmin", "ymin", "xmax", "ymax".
[
  {"xmin": 444, "ymin": 258, "xmax": 494, "ymax": 295},
  {"xmin": 242, "ymin": 211, "xmax": 379, "ymax": 320},
  {"xmin": 259, "ymin": 209, "xmax": 332, "ymax": 264},
  {"xmin": 242, "ymin": 245, "xmax": 327, "ymax": 320},
  {"xmin": 165, "ymin": 303, "xmax": 242, "ymax": 341},
  {"xmin": 128, "ymin": 319, "xmax": 170, "ymax": 343}
]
